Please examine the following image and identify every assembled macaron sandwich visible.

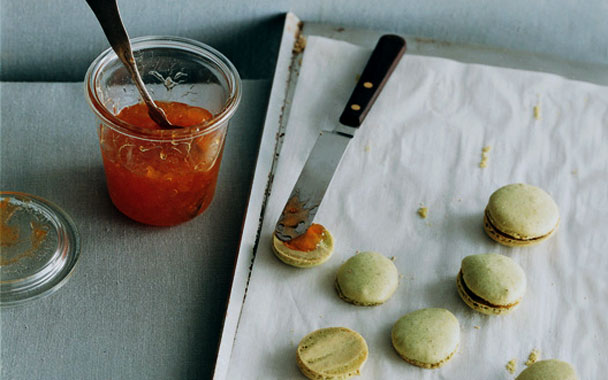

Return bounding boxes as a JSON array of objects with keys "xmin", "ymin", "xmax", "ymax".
[
  {"xmin": 484, "ymin": 183, "xmax": 559, "ymax": 247},
  {"xmin": 456, "ymin": 253, "xmax": 527, "ymax": 315}
]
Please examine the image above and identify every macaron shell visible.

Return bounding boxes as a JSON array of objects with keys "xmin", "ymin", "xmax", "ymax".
[
  {"xmin": 272, "ymin": 226, "xmax": 334, "ymax": 268},
  {"xmin": 461, "ymin": 253, "xmax": 526, "ymax": 306},
  {"xmin": 515, "ymin": 359, "xmax": 578, "ymax": 380},
  {"xmin": 391, "ymin": 308, "xmax": 460, "ymax": 368},
  {"xmin": 486, "ymin": 183, "xmax": 559, "ymax": 240},
  {"xmin": 296, "ymin": 327, "xmax": 368, "ymax": 380},
  {"xmin": 335, "ymin": 251, "xmax": 399, "ymax": 306}
]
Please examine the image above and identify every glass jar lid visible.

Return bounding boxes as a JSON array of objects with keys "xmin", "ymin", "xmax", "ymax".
[{"xmin": 1, "ymin": 192, "xmax": 80, "ymax": 306}]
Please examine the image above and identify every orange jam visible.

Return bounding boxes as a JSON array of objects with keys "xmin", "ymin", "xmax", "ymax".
[
  {"xmin": 99, "ymin": 101, "xmax": 224, "ymax": 226},
  {"xmin": 284, "ymin": 223, "xmax": 325, "ymax": 252},
  {"xmin": 116, "ymin": 101, "xmax": 212, "ymax": 130},
  {"xmin": 0, "ymin": 198, "xmax": 20, "ymax": 247},
  {"xmin": 0, "ymin": 199, "xmax": 49, "ymax": 266}
]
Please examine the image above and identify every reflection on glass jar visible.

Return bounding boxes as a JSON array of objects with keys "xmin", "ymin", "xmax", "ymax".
[{"xmin": 85, "ymin": 36, "xmax": 241, "ymax": 226}]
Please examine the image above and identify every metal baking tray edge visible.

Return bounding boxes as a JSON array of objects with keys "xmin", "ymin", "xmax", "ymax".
[
  {"xmin": 212, "ymin": 12, "xmax": 607, "ymax": 380},
  {"xmin": 212, "ymin": 12, "xmax": 303, "ymax": 380}
]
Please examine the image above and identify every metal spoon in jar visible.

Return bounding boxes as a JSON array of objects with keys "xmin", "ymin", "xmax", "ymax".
[{"xmin": 86, "ymin": 0, "xmax": 182, "ymax": 129}]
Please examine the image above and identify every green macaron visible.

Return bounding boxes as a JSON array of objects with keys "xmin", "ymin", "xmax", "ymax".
[
  {"xmin": 456, "ymin": 253, "xmax": 526, "ymax": 315},
  {"xmin": 296, "ymin": 327, "xmax": 369, "ymax": 380},
  {"xmin": 391, "ymin": 308, "xmax": 460, "ymax": 369},
  {"xmin": 484, "ymin": 183, "xmax": 559, "ymax": 247},
  {"xmin": 515, "ymin": 359, "xmax": 578, "ymax": 380},
  {"xmin": 335, "ymin": 251, "xmax": 399, "ymax": 306},
  {"xmin": 272, "ymin": 224, "xmax": 334, "ymax": 268}
]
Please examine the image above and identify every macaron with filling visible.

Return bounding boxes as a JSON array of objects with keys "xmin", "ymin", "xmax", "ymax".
[
  {"xmin": 516, "ymin": 359, "xmax": 578, "ymax": 380},
  {"xmin": 335, "ymin": 251, "xmax": 399, "ymax": 306},
  {"xmin": 272, "ymin": 223, "xmax": 334, "ymax": 268},
  {"xmin": 391, "ymin": 308, "xmax": 460, "ymax": 369},
  {"xmin": 456, "ymin": 253, "xmax": 526, "ymax": 315},
  {"xmin": 296, "ymin": 327, "xmax": 368, "ymax": 380},
  {"xmin": 484, "ymin": 183, "xmax": 559, "ymax": 247}
]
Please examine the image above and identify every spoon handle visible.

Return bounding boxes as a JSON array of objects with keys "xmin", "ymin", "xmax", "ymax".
[{"xmin": 86, "ymin": 0, "xmax": 176, "ymax": 129}]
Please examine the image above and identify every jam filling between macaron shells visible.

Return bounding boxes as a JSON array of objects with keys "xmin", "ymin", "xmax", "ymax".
[
  {"xmin": 458, "ymin": 270, "xmax": 520, "ymax": 310},
  {"xmin": 484, "ymin": 209, "xmax": 551, "ymax": 242}
]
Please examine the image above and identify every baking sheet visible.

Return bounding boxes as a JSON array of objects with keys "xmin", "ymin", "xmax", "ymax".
[
  {"xmin": 303, "ymin": 23, "xmax": 608, "ymax": 86},
  {"xmin": 226, "ymin": 35, "xmax": 608, "ymax": 378}
]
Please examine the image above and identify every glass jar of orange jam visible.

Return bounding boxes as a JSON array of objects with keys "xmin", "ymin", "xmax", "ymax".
[{"xmin": 85, "ymin": 36, "xmax": 241, "ymax": 226}]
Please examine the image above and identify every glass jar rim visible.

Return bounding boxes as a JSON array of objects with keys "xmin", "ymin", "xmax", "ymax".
[{"xmin": 84, "ymin": 35, "xmax": 242, "ymax": 142}]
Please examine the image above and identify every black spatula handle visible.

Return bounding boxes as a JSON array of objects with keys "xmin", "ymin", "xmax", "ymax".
[{"xmin": 339, "ymin": 35, "xmax": 406, "ymax": 127}]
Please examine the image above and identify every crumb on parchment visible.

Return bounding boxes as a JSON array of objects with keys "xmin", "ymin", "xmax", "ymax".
[
  {"xmin": 533, "ymin": 94, "xmax": 542, "ymax": 120},
  {"xmin": 533, "ymin": 105, "xmax": 541, "ymax": 120},
  {"xmin": 479, "ymin": 145, "xmax": 492, "ymax": 168},
  {"xmin": 526, "ymin": 349, "xmax": 541, "ymax": 366},
  {"xmin": 417, "ymin": 207, "xmax": 428, "ymax": 219},
  {"xmin": 506, "ymin": 359, "xmax": 517, "ymax": 374},
  {"xmin": 473, "ymin": 325, "xmax": 480, "ymax": 329}
]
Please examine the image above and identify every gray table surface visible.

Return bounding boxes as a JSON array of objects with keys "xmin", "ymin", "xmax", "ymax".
[
  {"xmin": 0, "ymin": 80, "xmax": 270, "ymax": 380},
  {"xmin": 2, "ymin": 1, "xmax": 607, "ymax": 82}
]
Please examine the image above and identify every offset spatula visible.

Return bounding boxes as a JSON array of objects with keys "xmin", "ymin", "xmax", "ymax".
[{"xmin": 274, "ymin": 35, "xmax": 406, "ymax": 242}]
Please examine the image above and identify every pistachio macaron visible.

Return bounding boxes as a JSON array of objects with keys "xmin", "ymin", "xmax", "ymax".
[
  {"xmin": 296, "ymin": 327, "xmax": 368, "ymax": 380},
  {"xmin": 335, "ymin": 251, "xmax": 399, "ymax": 306},
  {"xmin": 272, "ymin": 224, "xmax": 334, "ymax": 268},
  {"xmin": 456, "ymin": 253, "xmax": 526, "ymax": 315},
  {"xmin": 515, "ymin": 359, "xmax": 578, "ymax": 380},
  {"xmin": 391, "ymin": 308, "xmax": 460, "ymax": 369},
  {"xmin": 484, "ymin": 183, "xmax": 559, "ymax": 247}
]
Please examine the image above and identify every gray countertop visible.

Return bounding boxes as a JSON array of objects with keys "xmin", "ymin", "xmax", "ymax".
[{"xmin": 0, "ymin": 80, "xmax": 270, "ymax": 380}]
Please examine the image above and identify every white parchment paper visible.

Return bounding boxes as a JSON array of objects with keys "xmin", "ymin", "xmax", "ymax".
[{"xmin": 228, "ymin": 36, "xmax": 608, "ymax": 379}]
